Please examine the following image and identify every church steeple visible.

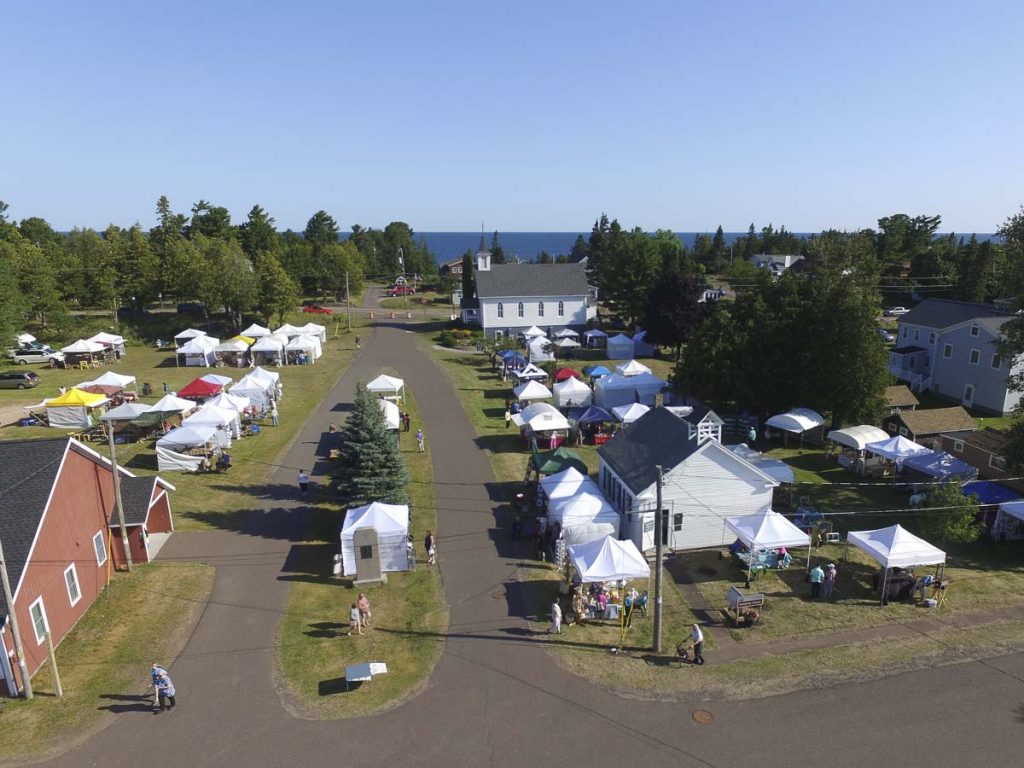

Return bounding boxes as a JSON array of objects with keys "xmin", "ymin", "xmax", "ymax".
[{"xmin": 476, "ymin": 223, "xmax": 491, "ymax": 271}]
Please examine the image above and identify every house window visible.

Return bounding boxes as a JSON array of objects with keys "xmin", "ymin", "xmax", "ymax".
[
  {"xmin": 28, "ymin": 597, "xmax": 48, "ymax": 645},
  {"xmin": 953, "ymin": 440, "xmax": 964, "ymax": 453},
  {"xmin": 943, "ymin": 344, "xmax": 952, "ymax": 359},
  {"xmin": 558, "ymin": 301, "xmax": 564, "ymax": 317},
  {"xmin": 64, "ymin": 564, "xmax": 82, "ymax": 607},
  {"xmin": 990, "ymin": 455, "xmax": 1007, "ymax": 471},
  {"xmin": 914, "ymin": 330, "xmax": 919, "ymax": 342},
  {"xmin": 901, "ymin": 327, "xmax": 907, "ymax": 338},
  {"xmin": 537, "ymin": 302, "xmax": 544, "ymax": 317},
  {"xmin": 673, "ymin": 513, "xmax": 683, "ymax": 532},
  {"xmin": 497, "ymin": 302, "xmax": 503, "ymax": 319},
  {"xmin": 929, "ymin": 332, "xmax": 935, "ymax": 344},
  {"xmin": 93, "ymin": 531, "xmax": 107, "ymax": 566},
  {"xmin": 970, "ymin": 325, "xmax": 979, "ymax": 337},
  {"xmin": 899, "ymin": 427, "xmax": 909, "ymax": 437},
  {"xmin": 992, "ymin": 354, "xmax": 1002, "ymax": 369},
  {"xmin": 969, "ymin": 349, "xmax": 980, "ymax": 365},
  {"xmin": 517, "ymin": 302, "xmax": 524, "ymax": 318}
]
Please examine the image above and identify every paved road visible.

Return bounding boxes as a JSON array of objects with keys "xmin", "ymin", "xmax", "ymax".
[{"xmin": 37, "ymin": 314, "xmax": 1023, "ymax": 768}]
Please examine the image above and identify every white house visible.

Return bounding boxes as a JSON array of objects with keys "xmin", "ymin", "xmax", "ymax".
[
  {"xmin": 462, "ymin": 243, "xmax": 590, "ymax": 339},
  {"xmin": 597, "ymin": 406, "xmax": 778, "ymax": 552}
]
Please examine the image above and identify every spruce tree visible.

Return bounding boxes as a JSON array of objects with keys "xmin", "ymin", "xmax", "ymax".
[{"xmin": 334, "ymin": 383, "xmax": 409, "ymax": 507}]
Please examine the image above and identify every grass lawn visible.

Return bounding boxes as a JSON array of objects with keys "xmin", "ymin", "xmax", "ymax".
[
  {"xmin": 0, "ymin": 562, "xmax": 213, "ymax": 762},
  {"xmin": 275, "ymin": 381, "xmax": 447, "ymax": 718},
  {"xmin": 0, "ymin": 311, "xmax": 364, "ymax": 531},
  {"xmin": 378, "ymin": 291, "xmax": 451, "ymax": 311}
]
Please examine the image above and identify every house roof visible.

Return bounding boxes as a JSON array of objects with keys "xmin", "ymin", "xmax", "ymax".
[
  {"xmin": 110, "ymin": 476, "xmax": 158, "ymax": 527},
  {"xmin": 946, "ymin": 427, "xmax": 1009, "ymax": 455},
  {"xmin": 0, "ymin": 439, "xmax": 71, "ymax": 623},
  {"xmin": 900, "ymin": 299, "xmax": 1010, "ymax": 331},
  {"xmin": 597, "ymin": 407, "xmax": 703, "ymax": 494},
  {"xmin": 896, "ymin": 407, "xmax": 976, "ymax": 436},
  {"xmin": 475, "ymin": 263, "xmax": 588, "ymax": 299},
  {"xmin": 885, "ymin": 385, "xmax": 919, "ymax": 409}
]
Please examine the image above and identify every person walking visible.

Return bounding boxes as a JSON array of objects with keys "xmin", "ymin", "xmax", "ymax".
[
  {"xmin": 424, "ymin": 530, "xmax": 436, "ymax": 565},
  {"xmin": 297, "ymin": 469, "xmax": 310, "ymax": 495},
  {"xmin": 154, "ymin": 672, "xmax": 176, "ymax": 712},
  {"xmin": 690, "ymin": 623, "xmax": 705, "ymax": 665},
  {"xmin": 355, "ymin": 335, "xmax": 361, "ymax": 350},
  {"xmin": 162, "ymin": 382, "xmax": 169, "ymax": 395},
  {"xmin": 504, "ymin": 408, "xmax": 512, "ymax": 429},
  {"xmin": 823, "ymin": 563, "xmax": 838, "ymax": 599},
  {"xmin": 548, "ymin": 597, "xmax": 562, "ymax": 635},
  {"xmin": 415, "ymin": 428, "xmax": 425, "ymax": 452},
  {"xmin": 403, "ymin": 412, "xmax": 411, "ymax": 432},
  {"xmin": 357, "ymin": 593, "xmax": 372, "ymax": 627},
  {"xmin": 347, "ymin": 602, "xmax": 363, "ymax": 636},
  {"xmin": 270, "ymin": 403, "xmax": 279, "ymax": 427},
  {"xmin": 809, "ymin": 563, "xmax": 825, "ymax": 598},
  {"xmin": 748, "ymin": 425, "xmax": 757, "ymax": 446}
]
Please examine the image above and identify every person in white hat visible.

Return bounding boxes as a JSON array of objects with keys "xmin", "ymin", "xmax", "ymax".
[{"xmin": 823, "ymin": 563, "xmax": 838, "ymax": 599}]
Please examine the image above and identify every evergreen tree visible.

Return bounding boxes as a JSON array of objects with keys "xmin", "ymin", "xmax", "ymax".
[
  {"xmin": 490, "ymin": 231, "xmax": 506, "ymax": 264},
  {"xmin": 254, "ymin": 252, "xmax": 300, "ymax": 326},
  {"xmin": 460, "ymin": 249, "xmax": 474, "ymax": 301},
  {"xmin": 569, "ymin": 234, "xmax": 589, "ymax": 263},
  {"xmin": 240, "ymin": 205, "xmax": 280, "ymax": 257},
  {"xmin": 188, "ymin": 200, "xmax": 235, "ymax": 240},
  {"xmin": 0, "ymin": 244, "xmax": 25, "ymax": 343},
  {"xmin": 333, "ymin": 383, "xmax": 409, "ymax": 506}
]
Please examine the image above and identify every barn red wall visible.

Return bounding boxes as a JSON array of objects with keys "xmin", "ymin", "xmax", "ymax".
[
  {"xmin": 8, "ymin": 446, "xmax": 116, "ymax": 681},
  {"xmin": 147, "ymin": 490, "xmax": 174, "ymax": 534}
]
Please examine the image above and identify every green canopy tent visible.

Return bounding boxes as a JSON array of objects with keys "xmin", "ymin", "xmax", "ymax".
[{"xmin": 529, "ymin": 446, "xmax": 588, "ymax": 478}]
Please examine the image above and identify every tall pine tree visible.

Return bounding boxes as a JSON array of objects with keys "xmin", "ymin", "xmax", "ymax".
[{"xmin": 334, "ymin": 383, "xmax": 409, "ymax": 507}]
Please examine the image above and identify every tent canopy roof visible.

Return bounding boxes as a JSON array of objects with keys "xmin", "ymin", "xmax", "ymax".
[
  {"xmin": 555, "ymin": 337, "xmax": 581, "ymax": 348},
  {"xmin": 341, "ymin": 502, "xmax": 409, "ymax": 538},
  {"xmin": 725, "ymin": 508, "xmax": 810, "ymax": 550},
  {"xmin": 149, "ymin": 394, "xmax": 195, "ymax": 413},
  {"xmin": 539, "ymin": 466, "xmax": 600, "ymax": 501},
  {"xmin": 80, "ymin": 371, "xmax": 136, "ymax": 389},
  {"xmin": 87, "ymin": 332, "xmax": 125, "ymax": 345},
  {"xmin": 612, "ymin": 403, "xmax": 650, "ymax": 424},
  {"xmin": 828, "ymin": 425, "xmax": 890, "ymax": 450},
  {"xmin": 554, "ymin": 328, "xmax": 579, "ymax": 338},
  {"xmin": 178, "ymin": 378, "xmax": 223, "ymax": 398},
  {"xmin": 865, "ymin": 435, "xmax": 931, "ymax": 460},
  {"xmin": 848, "ymin": 524, "xmax": 946, "ymax": 569},
  {"xmin": 513, "ymin": 363, "xmax": 548, "ymax": 380},
  {"xmin": 568, "ymin": 536, "xmax": 650, "ymax": 583},
  {"xmin": 156, "ymin": 424, "xmax": 217, "ymax": 449},
  {"xmin": 522, "ymin": 325, "xmax": 546, "ymax": 338},
  {"xmin": 512, "ymin": 402, "xmax": 569, "ymax": 431},
  {"xmin": 553, "ymin": 377, "xmax": 590, "ymax": 396},
  {"xmin": 554, "ymin": 367, "xmax": 581, "ymax": 381},
  {"xmin": 366, "ymin": 374, "xmax": 405, "ymax": 394},
  {"xmin": 583, "ymin": 365, "xmax": 612, "ymax": 378},
  {"xmin": 100, "ymin": 402, "xmax": 152, "ymax": 421},
  {"xmin": 45, "ymin": 388, "xmax": 108, "ymax": 407},
  {"xmin": 240, "ymin": 323, "xmax": 271, "ymax": 338},
  {"xmin": 902, "ymin": 450, "xmax": 977, "ymax": 479},
  {"xmin": 963, "ymin": 480, "xmax": 1021, "ymax": 505},
  {"xmin": 998, "ymin": 500, "xmax": 1024, "ymax": 522},
  {"xmin": 765, "ymin": 408, "xmax": 825, "ymax": 433},
  {"xmin": 573, "ymin": 405, "xmax": 615, "ymax": 424},
  {"xmin": 178, "ymin": 336, "xmax": 219, "ymax": 353},
  {"xmin": 616, "ymin": 360, "xmax": 652, "ymax": 377},
  {"xmin": 514, "ymin": 380, "xmax": 553, "ymax": 401},
  {"xmin": 251, "ymin": 335, "xmax": 286, "ymax": 352},
  {"xmin": 379, "ymin": 399, "xmax": 401, "ymax": 429},
  {"xmin": 531, "ymin": 446, "xmax": 588, "ymax": 475},
  {"xmin": 583, "ymin": 329, "xmax": 608, "ymax": 338},
  {"xmin": 285, "ymin": 334, "xmax": 317, "ymax": 350},
  {"xmin": 174, "ymin": 328, "xmax": 207, "ymax": 340},
  {"xmin": 729, "ymin": 444, "xmax": 796, "ymax": 484},
  {"xmin": 61, "ymin": 339, "xmax": 105, "ymax": 354},
  {"xmin": 206, "ymin": 392, "xmax": 250, "ymax": 414}
]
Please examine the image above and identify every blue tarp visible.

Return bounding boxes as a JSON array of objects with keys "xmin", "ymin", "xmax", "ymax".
[
  {"xmin": 962, "ymin": 480, "xmax": 1021, "ymax": 505},
  {"xmin": 583, "ymin": 365, "xmax": 612, "ymax": 378},
  {"xmin": 573, "ymin": 405, "xmax": 615, "ymax": 424},
  {"xmin": 903, "ymin": 451, "xmax": 978, "ymax": 481}
]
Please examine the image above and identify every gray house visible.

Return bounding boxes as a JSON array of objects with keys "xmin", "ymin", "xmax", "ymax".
[{"xmin": 887, "ymin": 299, "xmax": 1022, "ymax": 414}]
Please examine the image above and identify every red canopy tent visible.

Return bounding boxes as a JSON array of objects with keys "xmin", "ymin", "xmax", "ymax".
[
  {"xmin": 554, "ymin": 367, "xmax": 582, "ymax": 382},
  {"xmin": 178, "ymin": 378, "xmax": 224, "ymax": 400}
]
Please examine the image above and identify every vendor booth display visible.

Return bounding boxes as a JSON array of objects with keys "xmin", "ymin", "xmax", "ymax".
[
  {"xmin": 340, "ymin": 502, "xmax": 411, "ymax": 577},
  {"xmin": 572, "ymin": 405, "xmax": 616, "ymax": 445},
  {"xmin": 231, "ymin": 368, "xmax": 280, "ymax": 409},
  {"xmin": 527, "ymin": 336, "xmax": 554, "ymax": 362},
  {"xmin": 511, "ymin": 402, "xmax": 569, "ymax": 433},
  {"xmin": 847, "ymin": 524, "xmax": 946, "ymax": 605},
  {"xmin": 176, "ymin": 335, "xmax": 219, "ymax": 367},
  {"xmin": 612, "ymin": 402, "xmax": 650, "ymax": 425},
  {"xmin": 43, "ymin": 388, "xmax": 109, "ymax": 428},
  {"xmin": 594, "ymin": 373, "xmax": 637, "ymax": 408},
  {"xmin": 367, "ymin": 374, "xmax": 405, "ymax": 400},
  {"xmin": 285, "ymin": 333, "xmax": 322, "ymax": 364},
  {"xmin": 865, "ymin": 435, "xmax": 931, "ymax": 462},
  {"xmin": 828, "ymin": 425, "xmax": 890, "ymax": 451},
  {"xmin": 183, "ymin": 405, "xmax": 242, "ymax": 439},
  {"xmin": 251, "ymin": 333, "xmax": 287, "ymax": 366},
  {"xmin": 994, "ymin": 500, "xmax": 1024, "ymax": 541},
  {"xmin": 629, "ymin": 372, "xmax": 667, "ymax": 405},
  {"xmin": 273, "ymin": 323, "xmax": 305, "ymax": 339},
  {"xmin": 530, "ymin": 447, "xmax": 588, "ymax": 477},
  {"xmin": 512, "ymin": 363, "xmax": 548, "ymax": 382},
  {"xmin": 553, "ymin": 376, "xmax": 592, "ymax": 409},
  {"xmin": 606, "ymin": 333, "xmax": 634, "ymax": 360},
  {"xmin": 554, "ymin": 328, "xmax": 579, "ymax": 339},
  {"xmin": 514, "ymin": 380, "xmax": 553, "ymax": 403},
  {"xmin": 728, "ymin": 444, "xmax": 796, "ymax": 484},
  {"xmin": 214, "ymin": 336, "xmax": 254, "ymax": 366},
  {"xmin": 156, "ymin": 424, "xmax": 228, "ymax": 471},
  {"xmin": 725, "ymin": 508, "xmax": 810, "ymax": 581},
  {"xmin": 379, "ymin": 398, "xmax": 401, "ymax": 430},
  {"xmin": 540, "ymin": 466, "xmax": 601, "ymax": 504},
  {"xmin": 297, "ymin": 322, "xmax": 327, "ymax": 343},
  {"xmin": 902, "ymin": 451, "xmax": 977, "ymax": 483},
  {"xmin": 149, "ymin": 394, "xmax": 197, "ymax": 416},
  {"xmin": 206, "ymin": 392, "xmax": 251, "ymax": 416},
  {"xmin": 522, "ymin": 325, "xmax": 546, "ymax": 339},
  {"xmin": 86, "ymin": 331, "xmax": 127, "ymax": 358},
  {"xmin": 568, "ymin": 536, "xmax": 650, "ymax": 583},
  {"xmin": 616, "ymin": 360, "xmax": 652, "ymax": 377},
  {"xmin": 555, "ymin": 337, "xmax": 581, "ymax": 351},
  {"xmin": 549, "ymin": 492, "xmax": 621, "ymax": 546},
  {"xmin": 174, "ymin": 328, "xmax": 207, "ymax": 348},
  {"xmin": 583, "ymin": 329, "xmax": 607, "ymax": 348},
  {"xmin": 240, "ymin": 323, "xmax": 271, "ymax": 339},
  {"xmin": 61, "ymin": 339, "xmax": 107, "ymax": 368}
]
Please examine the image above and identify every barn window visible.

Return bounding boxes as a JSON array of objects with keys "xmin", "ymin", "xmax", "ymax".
[
  {"xmin": 673, "ymin": 513, "xmax": 683, "ymax": 531},
  {"xmin": 497, "ymin": 302, "xmax": 503, "ymax": 319},
  {"xmin": 558, "ymin": 301, "xmax": 565, "ymax": 317},
  {"xmin": 29, "ymin": 598, "xmax": 49, "ymax": 645},
  {"xmin": 64, "ymin": 564, "xmax": 82, "ymax": 607},
  {"xmin": 517, "ymin": 302, "xmax": 524, "ymax": 318},
  {"xmin": 538, "ymin": 302, "xmax": 544, "ymax": 317},
  {"xmin": 92, "ymin": 531, "xmax": 107, "ymax": 566}
]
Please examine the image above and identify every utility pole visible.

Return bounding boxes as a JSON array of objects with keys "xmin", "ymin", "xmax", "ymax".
[
  {"xmin": 102, "ymin": 420, "xmax": 133, "ymax": 571},
  {"xmin": 652, "ymin": 465, "xmax": 664, "ymax": 654},
  {"xmin": 112, "ymin": 280, "xmax": 119, "ymax": 332},
  {"xmin": 43, "ymin": 631, "xmax": 62, "ymax": 697},
  {"xmin": 0, "ymin": 536, "xmax": 32, "ymax": 698},
  {"xmin": 345, "ymin": 271, "xmax": 352, "ymax": 332}
]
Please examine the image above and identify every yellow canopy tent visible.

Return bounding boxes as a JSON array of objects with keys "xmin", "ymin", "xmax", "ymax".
[{"xmin": 44, "ymin": 387, "xmax": 108, "ymax": 428}]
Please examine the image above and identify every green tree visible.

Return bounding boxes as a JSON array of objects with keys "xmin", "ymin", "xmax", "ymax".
[
  {"xmin": 599, "ymin": 228, "xmax": 659, "ymax": 323},
  {"xmin": 333, "ymin": 383, "xmax": 409, "ymax": 506},
  {"xmin": 2, "ymin": 234, "xmax": 66, "ymax": 328},
  {"xmin": 919, "ymin": 482, "xmax": 983, "ymax": 545},
  {"xmin": 304, "ymin": 210, "xmax": 340, "ymax": 246},
  {"xmin": 460, "ymin": 249, "xmax": 474, "ymax": 302},
  {"xmin": 0, "ymin": 245, "xmax": 25, "ymax": 342},
  {"xmin": 239, "ymin": 205, "xmax": 280, "ymax": 258},
  {"xmin": 641, "ymin": 271, "xmax": 707, "ymax": 360},
  {"xmin": 107, "ymin": 225, "xmax": 160, "ymax": 308},
  {"xmin": 188, "ymin": 200, "xmax": 234, "ymax": 240},
  {"xmin": 65, "ymin": 228, "xmax": 116, "ymax": 309},
  {"xmin": 187, "ymin": 235, "xmax": 257, "ymax": 322},
  {"xmin": 569, "ymin": 234, "xmax": 589, "ymax": 263},
  {"xmin": 490, "ymin": 231, "xmax": 506, "ymax": 265},
  {"xmin": 254, "ymin": 252, "xmax": 300, "ymax": 326}
]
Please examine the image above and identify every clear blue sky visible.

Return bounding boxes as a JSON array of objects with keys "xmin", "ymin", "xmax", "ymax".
[{"xmin": 3, "ymin": 1, "xmax": 1021, "ymax": 233}]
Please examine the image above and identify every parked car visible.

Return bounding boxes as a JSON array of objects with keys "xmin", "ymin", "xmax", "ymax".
[
  {"xmin": 7, "ymin": 347, "xmax": 64, "ymax": 365},
  {"xmin": 0, "ymin": 371, "xmax": 40, "ymax": 389},
  {"xmin": 884, "ymin": 306, "xmax": 910, "ymax": 316},
  {"xmin": 386, "ymin": 285, "xmax": 415, "ymax": 297},
  {"xmin": 877, "ymin": 328, "xmax": 896, "ymax": 343},
  {"xmin": 302, "ymin": 304, "xmax": 334, "ymax": 315}
]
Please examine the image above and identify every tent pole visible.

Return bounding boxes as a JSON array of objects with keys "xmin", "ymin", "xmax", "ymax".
[{"xmin": 879, "ymin": 567, "xmax": 888, "ymax": 607}]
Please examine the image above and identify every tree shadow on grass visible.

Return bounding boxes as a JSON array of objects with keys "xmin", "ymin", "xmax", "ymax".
[{"xmin": 474, "ymin": 434, "xmax": 527, "ymax": 454}]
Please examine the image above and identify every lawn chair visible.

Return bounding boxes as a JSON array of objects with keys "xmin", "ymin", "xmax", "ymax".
[{"xmin": 77, "ymin": 360, "xmax": 90, "ymax": 370}]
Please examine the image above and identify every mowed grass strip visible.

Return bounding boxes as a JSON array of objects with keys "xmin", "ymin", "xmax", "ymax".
[
  {"xmin": 0, "ymin": 563, "xmax": 214, "ymax": 763},
  {"xmin": 275, "ymin": 381, "xmax": 447, "ymax": 718}
]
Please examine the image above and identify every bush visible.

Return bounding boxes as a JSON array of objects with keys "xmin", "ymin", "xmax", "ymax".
[{"xmin": 439, "ymin": 330, "xmax": 457, "ymax": 348}]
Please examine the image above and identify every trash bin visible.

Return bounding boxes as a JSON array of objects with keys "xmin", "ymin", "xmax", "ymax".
[{"xmin": 332, "ymin": 554, "xmax": 343, "ymax": 576}]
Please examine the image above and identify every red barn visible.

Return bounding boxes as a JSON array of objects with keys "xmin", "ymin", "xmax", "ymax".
[{"xmin": 0, "ymin": 438, "xmax": 175, "ymax": 697}]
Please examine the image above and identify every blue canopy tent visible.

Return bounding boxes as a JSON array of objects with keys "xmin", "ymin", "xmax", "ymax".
[
  {"xmin": 583, "ymin": 365, "xmax": 612, "ymax": 379},
  {"xmin": 573, "ymin": 405, "xmax": 615, "ymax": 424},
  {"xmin": 902, "ymin": 451, "xmax": 977, "ymax": 482},
  {"xmin": 499, "ymin": 350, "xmax": 527, "ymax": 371},
  {"xmin": 963, "ymin": 480, "xmax": 1021, "ymax": 505}
]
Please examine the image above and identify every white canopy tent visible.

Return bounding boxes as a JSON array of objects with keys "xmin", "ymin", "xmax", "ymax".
[
  {"xmin": 729, "ymin": 444, "xmax": 796, "ymax": 484},
  {"xmin": 539, "ymin": 466, "xmax": 601, "ymax": 504},
  {"xmin": 61, "ymin": 338, "xmax": 105, "ymax": 355},
  {"xmin": 594, "ymin": 373, "xmax": 637, "ymax": 409},
  {"xmin": 340, "ymin": 502, "xmax": 411, "ymax": 577},
  {"xmin": 512, "ymin": 363, "xmax": 548, "ymax": 382},
  {"xmin": 568, "ymin": 536, "xmax": 650, "ymax": 583},
  {"xmin": 555, "ymin": 337, "xmax": 581, "ymax": 350},
  {"xmin": 828, "ymin": 425, "xmax": 890, "ymax": 451},
  {"xmin": 286, "ymin": 333, "xmax": 323, "ymax": 363},
  {"xmin": 86, "ymin": 331, "xmax": 127, "ymax": 357},
  {"xmin": 297, "ymin": 322, "xmax": 327, "ymax": 343},
  {"xmin": 514, "ymin": 380, "xmax": 553, "ymax": 402},
  {"xmin": 616, "ymin": 360, "xmax": 652, "ymax": 377},
  {"xmin": 100, "ymin": 402, "xmax": 152, "ymax": 423},
  {"xmin": 522, "ymin": 325, "xmax": 546, "ymax": 339},
  {"xmin": 583, "ymin": 329, "xmax": 607, "ymax": 348},
  {"xmin": 726, "ymin": 508, "xmax": 811, "ymax": 581},
  {"xmin": 865, "ymin": 435, "xmax": 931, "ymax": 461},
  {"xmin": 765, "ymin": 408, "xmax": 825, "ymax": 434},
  {"xmin": 200, "ymin": 373, "xmax": 234, "ymax": 388},
  {"xmin": 527, "ymin": 336, "xmax": 554, "ymax": 362},
  {"xmin": 273, "ymin": 323, "xmax": 305, "ymax": 339},
  {"xmin": 848, "ymin": 523, "xmax": 946, "ymax": 605},
  {"xmin": 156, "ymin": 424, "xmax": 226, "ymax": 452},
  {"xmin": 183, "ymin": 404, "xmax": 241, "ymax": 438},
  {"xmin": 154, "ymin": 447, "xmax": 205, "ymax": 472},
  {"xmin": 553, "ymin": 376, "xmax": 592, "ymax": 408},
  {"xmin": 231, "ymin": 367, "xmax": 281, "ymax": 409},
  {"xmin": 549, "ymin": 492, "xmax": 621, "ymax": 546},
  {"xmin": 206, "ymin": 392, "xmax": 251, "ymax": 416},
  {"xmin": 177, "ymin": 336, "xmax": 219, "ymax": 367},
  {"xmin": 15, "ymin": 333, "xmax": 36, "ymax": 345},
  {"xmin": 251, "ymin": 333, "xmax": 288, "ymax": 366},
  {"xmin": 554, "ymin": 328, "xmax": 579, "ymax": 339},
  {"xmin": 612, "ymin": 403, "xmax": 650, "ymax": 424},
  {"xmin": 511, "ymin": 402, "xmax": 569, "ymax": 432},
  {"xmin": 606, "ymin": 333, "xmax": 634, "ymax": 360},
  {"xmin": 149, "ymin": 394, "xmax": 196, "ymax": 416},
  {"xmin": 79, "ymin": 371, "xmax": 137, "ymax": 391},
  {"xmin": 379, "ymin": 399, "xmax": 401, "ymax": 430},
  {"xmin": 215, "ymin": 338, "xmax": 250, "ymax": 355},
  {"xmin": 367, "ymin": 374, "xmax": 405, "ymax": 400},
  {"xmin": 174, "ymin": 328, "xmax": 207, "ymax": 348},
  {"xmin": 240, "ymin": 323, "xmax": 271, "ymax": 339}
]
